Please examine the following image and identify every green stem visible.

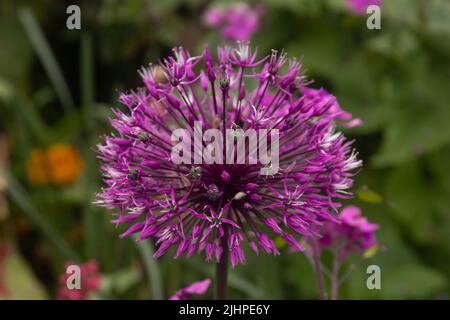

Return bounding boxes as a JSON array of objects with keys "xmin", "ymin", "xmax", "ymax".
[
  {"xmin": 134, "ymin": 236, "xmax": 164, "ymax": 300},
  {"xmin": 418, "ymin": 0, "xmax": 428, "ymax": 30},
  {"xmin": 18, "ymin": 7, "xmax": 75, "ymax": 114},
  {"xmin": 80, "ymin": 32, "xmax": 98, "ymax": 259},
  {"xmin": 81, "ymin": 33, "xmax": 95, "ymax": 131},
  {"xmin": 190, "ymin": 259, "xmax": 266, "ymax": 298},
  {"xmin": 4, "ymin": 172, "xmax": 79, "ymax": 261},
  {"xmin": 331, "ymin": 252, "xmax": 341, "ymax": 300},
  {"xmin": 312, "ymin": 240, "xmax": 327, "ymax": 300}
]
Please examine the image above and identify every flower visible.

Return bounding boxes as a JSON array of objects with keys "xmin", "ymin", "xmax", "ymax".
[
  {"xmin": 315, "ymin": 206, "xmax": 378, "ymax": 259},
  {"xmin": 57, "ymin": 260, "xmax": 102, "ymax": 300},
  {"xmin": 46, "ymin": 144, "xmax": 84, "ymax": 185},
  {"xmin": 169, "ymin": 278, "xmax": 211, "ymax": 300},
  {"xmin": 26, "ymin": 144, "xmax": 83, "ymax": 186},
  {"xmin": 346, "ymin": 0, "xmax": 381, "ymax": 15},
  {"xmin": 203, "ymin": 3, "xmax": 264, "ymax": 41},
  {"xmin": 96, "ymin": 42, "xmax": 362, "ymax": 267},
  {"xmin": 301, "ymin": 87, "xmax": 363, "ymax": 129}
]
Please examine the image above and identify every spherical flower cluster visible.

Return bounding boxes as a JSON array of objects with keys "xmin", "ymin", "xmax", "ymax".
[
  {"xmin": 96, "ymin": 42, "xmax": 362, "ymax": 267},
  {"xmin": 315, "ymin": 206, "xmax": 378, "ymax": 259},
  {"xmin": 57, "ymin": 260, "xmax": 102, "ymax": 300},
  {"xmin": 301, "ymin": 87, "xmax": 362, "ymax": 129}
]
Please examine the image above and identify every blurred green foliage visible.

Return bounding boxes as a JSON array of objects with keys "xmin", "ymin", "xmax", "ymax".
[{"xmin": 0, "ymin": 0, "xmax": 449, "ymax": 299}]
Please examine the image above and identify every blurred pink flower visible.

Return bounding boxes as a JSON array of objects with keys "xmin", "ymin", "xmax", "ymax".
[
  {"xmin": 203, "ymin": 8, "xmax": 224, "ymax": 26},
  {"xmin": 203, "ymin": 3, "xmax": 264, "ymax": 41},
  {"xmin": 318, "ymin": 206, "xmax": 378, "ymax": 259},
  {"xmin": 347, "ymin": 0, "xmax": 382, "ymax": 15},
  {"xmin": 169, "ymin": 278, "xmax": 211, "ymax": 300},
  {"xmin": 57, "ymin": 260, "xmax": 102, "ymax": 300}
]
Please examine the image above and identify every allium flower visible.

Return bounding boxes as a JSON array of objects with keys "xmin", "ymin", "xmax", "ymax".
[
  {"xmin": 96, "ymin": 42, "xmax": 362, "ymax": 267},
  {"xmin": 346, "ymin": 0, "xmax": 381, "ymax": 15},
  {"xmin": 169, "ymin": 278, "xmax": 211, "ymax": 300},
  {"xmin": 57, "ymin": 260, "xmax": 102, "ymax": 300},
  {"xmin": 203, "ymin": 3, "xmax": 264, "ymax": 41},
  {"xmin": 315, "ymin": 206, "xmax": 378, "ymax": 259},
  {"xmin": 301, "ymin": 87, "xmax": 363, "ymax": 129}
]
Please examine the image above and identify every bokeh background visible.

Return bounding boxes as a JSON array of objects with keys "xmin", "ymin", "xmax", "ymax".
[{"xmin": 0, "ymin": 0, "xmax": 449, "ymax": 299}]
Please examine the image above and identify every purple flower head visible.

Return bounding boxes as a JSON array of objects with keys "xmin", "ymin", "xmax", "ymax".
[
  {"xmin": 169, "ymin": 278, "xmax": 211, "ymax": 300},
  {"xmin": 203, "ymin": 3, "xmax": 264, "ymax": 41},
  {"xmin": 96, "ymin": 43, "xmax": 362, "ymax": 267},
  {"xmin": 301, "ymin": 87, "xmax": 363, "ymax": 129},
  {"xmin": 346, "ymin": 0, "xmax": 382, "ymax": 15},
  {"xmin": 316, "ymin": 206, "xmax": 378, "ymax": 259}
]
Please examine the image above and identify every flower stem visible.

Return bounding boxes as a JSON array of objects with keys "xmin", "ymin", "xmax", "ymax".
[
  {"xmin": 134, "ymin": 236, "xmax": 164, "ymax": 300},
  {"xmin": 215, "ymin": 234, "xmax": 229, "ymax": 300},
  {"xmin": 418, "ymin": 0, "xmax": 428, "ymax": 29},
  {"xmin": 312, "ymin": 240, "xmax": 327, "ymax": 300},
  {"xmin": 331, "ymin": 254, "xmax": 341, "ymax": 300},
  {"xmin": 222, "ymin": 89, "xmax": 227, "ymax": 161}
]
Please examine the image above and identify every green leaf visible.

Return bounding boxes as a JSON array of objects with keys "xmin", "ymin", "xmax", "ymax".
[
  {"xmin": 427, "ymin": 0, "xmax": 450, "ymax": 34},
  {"xmin": 79, "ymin": 32, "xmax": 99, "ymax": 259},
  {"xmin": 428, "ymin": 146, "xmax": 450, "ymax": 193},
  {"xmin": 284, "ymin": 253, "xmax": 320, "ymax": 298},
  {"xmin": 345, "ymin": 223, "xmax": 444, "ymax": 299},
  {"xmin": 384, "ymin": 161, "xmax": 435, "ymax": 244},
  {"xmin": 18, "ymin": 7, "xmax": 75, "ymax": 114},
  {"xmin": 13, "ymin": 94, "xmax": 52, "ymax": 144},
  {"xmin": 286, "ymin": 26, "xmax": 342, "ymax": 79},
  {"xmin": 357, "ymin": 186, "xmax": 383, "ymax": 204},
  {"xmin": 1, "ymin": 251, "xmax": 48, "ymax": 299},
  {"xmin": 0, "ymin": 10, "xmax": 32, "ymax": 90},
  {"xmin": 3, "ymin": 172, "xmax": 80, "ymax": 261},
  {"xmin": 382, "ymin": 0, "xmax": 421, "ymax": 27},
  {"xmin": 363, "ymin": 245, "xmax": 379, "ymax": 259},
  {"xmin": 133, "ymin": 236, "xmax": 164, "ymax": 300},
  {"xmin": 0, "ymin": 78, "xmax": 14, "ymax": 103},
  {"xmin": 98, "ymin": 268, "xmax": 140, "ymax": 297},
  {"xmin": 382, "ymin": 265, "xmax": 446, "ymax": 299},
  {"xmin": 372, "ymin": 70, "xmax": 450, "ymax": 167}
]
